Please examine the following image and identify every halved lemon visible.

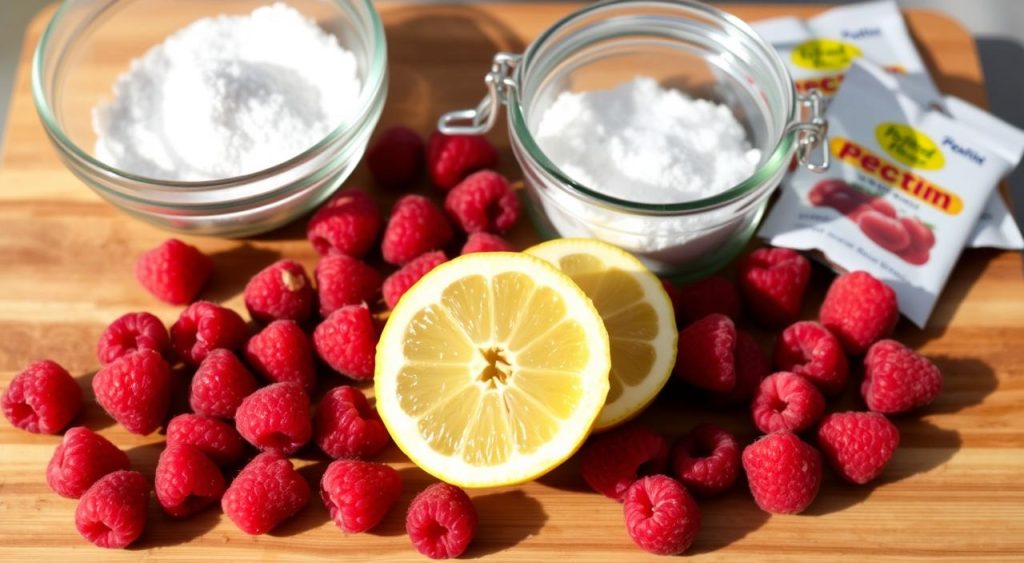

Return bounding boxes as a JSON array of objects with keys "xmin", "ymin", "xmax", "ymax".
[
  {"xmin": 375, "ymin": 252, "xmax": 611, "ymax": 488},
  {"xmin": 525, "ymin": 238, "xmax": 677, "ymax": 431}
]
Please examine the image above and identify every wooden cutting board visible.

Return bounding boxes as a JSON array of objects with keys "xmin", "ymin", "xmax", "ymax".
[{"xmin": 2, "ymin": 3, "xmax": 1022, "ymax": 560}]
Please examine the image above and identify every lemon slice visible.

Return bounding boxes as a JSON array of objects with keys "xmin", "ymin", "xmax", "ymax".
[
  {"xmin": 525, "ymin": 238, "xmax": 677, "ymax": 431},
  {"xmin": 375, "ymin": 252, "xmax": 611, "ymax": 488}
]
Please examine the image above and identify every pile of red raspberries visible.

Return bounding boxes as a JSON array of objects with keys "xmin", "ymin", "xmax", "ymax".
[{"xmin": 1, "ymin": 127, "xmax": 943, "ymax": 557}]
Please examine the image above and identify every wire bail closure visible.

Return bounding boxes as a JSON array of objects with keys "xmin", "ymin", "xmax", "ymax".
[
  {"xmin": 437, "ymin": 52, "xmax": 522, "ymax": 135},
  {"xmin": 786, "ymin": 90, "xmax": 830, "ymax": 172}
]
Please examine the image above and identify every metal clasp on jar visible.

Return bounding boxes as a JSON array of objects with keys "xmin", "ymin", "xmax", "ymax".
[
  {"xmin": 438, "ymin": 52, "xmax": 522, "ymax": 135},
  {"xmin": 785, "ymin": 90, "xmax": 830, "ymax": 172}
]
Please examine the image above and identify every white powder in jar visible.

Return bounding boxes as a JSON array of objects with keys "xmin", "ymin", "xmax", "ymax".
[
  {"xmin": 92, "ymin": 3, "xmax": 361, "ymax": 182},
  {"xmin": 534, "ymin": 77, "xmax": 761, "ymax": 204}
]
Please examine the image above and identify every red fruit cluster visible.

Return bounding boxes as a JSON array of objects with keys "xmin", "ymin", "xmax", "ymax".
[{"xmin": 809, "ymin": 179, "xmax": 934, "ymax": 265}]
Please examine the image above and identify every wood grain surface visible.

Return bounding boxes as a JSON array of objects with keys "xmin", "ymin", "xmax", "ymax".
[{"xmin": 1, "ymin": 3, "xmax": 1023, "ymax": 560}]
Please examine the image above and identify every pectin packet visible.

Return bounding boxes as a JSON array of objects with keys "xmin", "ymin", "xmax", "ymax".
[
  {"xmin": 754, "ymin": 0, "xmax": 1023, "ymax": 250},
  {"xmin": 759, "ymin": 61, "xmax": 1024, "ymax": 327}
]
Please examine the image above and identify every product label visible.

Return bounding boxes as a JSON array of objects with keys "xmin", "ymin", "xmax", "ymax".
[{"xmin": 791, "ymin": 38, "xmax": 862, "ymax": 71}]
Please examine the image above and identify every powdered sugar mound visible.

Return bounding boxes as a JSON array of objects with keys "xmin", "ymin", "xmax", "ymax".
[
  {"xmin": 93, "ymin": 3, "xmax": 361, "ymax": 181},
  {"xmin": 535, "ymin": 77, "xmax": 761, "ymax": 204}
]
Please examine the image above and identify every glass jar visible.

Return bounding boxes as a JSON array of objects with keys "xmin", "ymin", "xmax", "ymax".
[
  {"xmin": 440, "ymin": 0, "xmax": 827, "ymax": 280},
  {"xmin": 32, "ymin": 0, "xmax": 387, "ymax": 237}
]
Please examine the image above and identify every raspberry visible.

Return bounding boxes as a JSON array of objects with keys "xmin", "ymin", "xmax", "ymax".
[
  {"xmin": 382, "ymin": 250, "xmax": 447, "ymax": 309},
  {"xmin": 751, "ymin": 372, "xmax": 825, "ymax": 434},
  {"xmin": 155, "ymin": 444, "xmax": 226, "ymax": 517},
  {"xmin": 819, "ymin": 271, "xmax": 899, "ymax": 355},
  {"xmin": 47, "ymin": 426, "xmax": 131, "ymax": 498},
  {"xmin": 381, "ymin": 195, "xmax": 454, "ymax": 266},
  {"xmin": 313, "ymin": 305, "xmax": 378, "ymax": 380},
  {"xmin": 426, "ymin": 131, "xmax": 499, "ymax": 190},
  {"xmin": 135, "ymin": 238, "xmax": 212, "ymax": 305},
  {"xmin": 817, "ymin": 411, "xmax": 900, "ymax": 484},
  {"xmin": 320, "ymin": 459, "xmax": 402, "ymax": 533},
  {"xmin": 235, "ymin": 382, "xmax": 312, "ymax": 455},
  {"xmin": 406, "ymin": 482, "xmax": 478, "ymax": 559},
  {"xmin": 189, "ymin": 349, "xmax": 259, "ymax": 419},
  {"xmin": 93, "ymin": 350, "xmax": 171, "ymax": 435},
  {"xmin": 443, "ymin": 170, "xmax": 520, "ymax": 234},
  {"xmin": 315, "ymin": 254, "xmax": 383, "ymax": 317},
  {"xmin": 222, "ymin": 452, "xmax": 311, "ymax": 535},
  {"xmin": 742, "ymin": 431, "xmax": 822, "ymax": 514},
  {"xmin": 737, "ymin": 247, "xmax": 811, "ymax": 326},
  {"xmin": 306, "ymin": 189, "xmax": 383, "ymax": 258},
  {"xmin": 96, "ymin": 312, "xmax": 170, "ymax": 365},
  {"xmin": 461, "ymin": 232, "xmax": 512, "ymax": 254},
  {"xmin": 673, "ymin": 314, "xmax": 736, "ymax": 392},
  {"xmin": 244, "ymin": 259, "xmax": 315, "ymax": 324},
  {"xmin": 2, "ymin": 359, "xmax": 81, "ymax": 434},
  {"xmin": 75, "ymin": 470, "xmax": 149, "ymax": 548},
  {"xmin": 862, "ymin": 339, "xmax": 943, "ymax": 414},
  {"xmin": 167, "ymin": 413, "xmax": 247, "ymax": 467},
  {"xmin": 670, "ymin": 424, "xmax": 740, "ymax": 497},
  {"xmin": 705, "ymin": 330, "xmax": 768, "ymax": 406},
  {"xmin": 773, "ymin": 321, "xmax": 849, "ymax": 396},
  {"xmin": 580, "ymin": 425, "xmax": 669, "ymax": 501},
  {"xmin": 674, "ymin": 276, "xmax": 742, "ymax": 325},
  {"xmin": 245, "ymin": 320, "xmax": 316, "ymax": 391},
  {"xmin": 622, "ymin": 475, "xmax": 700, "ymax": 555},
  {"xmin": 314, "ymin": 386, "xmax": 391, "ymax": 459},
  {"xmin": 366, "ymin": 126, "xmax": 425, "ymax": 190},
  {"xmin": 170, "ymin": 301, "xmax": 248, "ymax": 366}
]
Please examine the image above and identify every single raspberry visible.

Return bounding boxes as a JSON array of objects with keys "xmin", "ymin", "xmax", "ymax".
[
  {"xmin": 742, "ymin": 431, "xmax": 822, "ymax": 514},
  {"xmin": 381, "ymin": 195, "xmax": 454, "ymax": 265},
  {"xmin": 135, "ymin": 238, "xmax": 212, "ymax": 305},
  {"xmin": 817, "ymin": 411, "xmax": 900, "ymax": 484},
  {"xmin": 461, "ymin": 232, "xmax": 512, "ymax": 254},
  {"xmin": 383, "ymin": 250, "xmax": 447, "ymax": 309},
  {"xmin": 315, "ymin": 254, "xmax": 383, "ymax": 317},
  {"xmin": 406, "ymin": 482, "xmax": 478, "ymax": 559},
  {"xmin": 737, "ymin": 247, "xmax": 811, "ymax": 326},
  {"xmin": 673, "ymin": 314, "xmax": 736, "ymax": 392},
  {"xmin": 244, "ymin": 259, "xmax": 315, "ymax": 324},
  {"xmin": 75, "ymin": 470, "xmax": 149, "ymax": 548},
  {"xmin": 235, "ymin": 382, "xmax": 312, "ymax": 455},
  {"xmin": 705, "ymin": 330, "xmax": 768, "ymax": 406},
  {"xmin": 580, "ymin": 425, "xmax": 669, "ymax": 501},
  {"xmin": 170, "ymin": 301, "xmax": 248, "ymax": 366},
  {"xmin": 751, "ymin": 372, "xmax": 825, "ymax": 434},
  {"xmin": 862, "ymin": 339, "xmax": 943, "ymax": 414},
  {"xmin": 426, "ymin": 131, "xmax": 499, "ymax": 190},
  {"xmin": 670, "ymin": 424, "xmax": 741, "ymax": 497},
  {"xmin": 366, "ymin": 126, "xmax": 425, "ymax": 190},
  {"xmin": 314, "ymin": 386, "xmax": 391, "ymax": 459},
  {"xmin": 773, "ymin": 321, "xmax": 849, "ymax": 396},
  {"xmin": 96, "ymin": 312, "xmax": 170, "ymax": 366},
  {"xmin": 167, "ymin": 413, "xmax": 247, "ymax": 467},
  {"xmin": 2, "ymin": 359, "xmax": 81, "ymax": 434},
  {"xmin": 313, "ymin": 305, "xmax": 379, "ymax": 381},
  {"xmin": 189, "ymin": 349, "xmax": 259, "ymax": 419},
  {"xmin": 93, "ymin": 350, "xmax": 171, "ymax": 435},
  {"xmin": 306, "ymin": 189, "xmax": 383, "ymax": 258},
  {"xmin": 47, "ymin": 426, "xmax": 131, "ymax": 498},
  {"xmin": 155, "ymin": 443, "xmax": 226, "ymax": 517},
  {"xmin": 622, "ymin": 475, "xmax": 700, "ymax": 555},
  {"xmin": 222, "ymin": 451, "xmax": 311, "ymax": 535},
  {"xmin": 819, "ymin": 271, "xmax": 899, "ymax": 355},
  {"xmin": 245, "ymin": 320, "xmax": 316, "ymax": 391},
  {"xmin": 443, "ymin": 170, "xmax": 520, "ymax": 234},
  {"xmin": 674, "ymin": 276, "xmax": 742, "ymax": 325},
  {"xmin": 320, "ymin": 459, "xmax": 402, "ymax": 533}
]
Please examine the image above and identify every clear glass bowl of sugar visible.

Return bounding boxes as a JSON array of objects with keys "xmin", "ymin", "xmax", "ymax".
[
  {"xmin": 32, "ymin": 0, "xmax": 387, "ymax": 237},
  {"xmin": 440, "ymin": 0, "xmax": 827, "ymax": 280}
]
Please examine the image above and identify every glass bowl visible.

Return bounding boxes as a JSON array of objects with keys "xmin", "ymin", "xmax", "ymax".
[
  {"xmin": 440, "ymin": 0, "xmax": 827, "ymax": 280},
  {"xmin": 32, "ymin": 0, "xmax": 387, "ymax": 237}
]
